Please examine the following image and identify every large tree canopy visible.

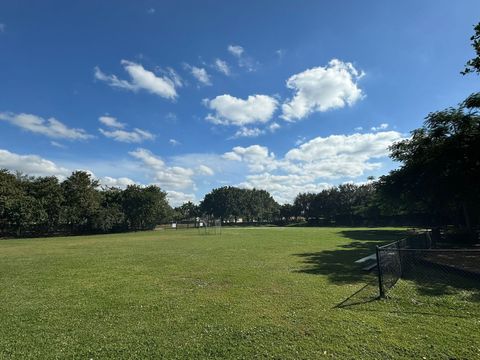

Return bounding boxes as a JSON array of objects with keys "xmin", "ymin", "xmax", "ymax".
[
  {"xmin": 379, "ymin": 101, "xmax": 480, "ymax": 230},
  {"xmin": 122, "ymin": 185, "xmax": 171, "ymax": 230},
  {"xmin": 293, "ymin": 183, "xmax": 383, "ymax": 226},
  {"xmin": 200, "ymin": 186, "xmax": 278, "ymax": 222}
]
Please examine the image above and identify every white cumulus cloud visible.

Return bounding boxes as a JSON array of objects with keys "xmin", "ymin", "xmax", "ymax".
[
  {"xmin": 100, "ymin": 176, "xmax": 136, "ymax": 188},
  {"xmin": 99, "ymin": 115, "xmax": 125, "ymax": 129},
  {"xmin": 228, "ymin": 45, "xmax": 244, "ymax": 57},
  {"xmin": 223, "ymin": 145, "xmax": 278, "ymax": 173},
  {"xmin": 281, "ymin": 59, "xmax": 365, "ymax": 121},
  {"xmin": 188, "ymin": 65, "xmax": 211, "ymax": 86},
  {"xmin": 240, "ymin": 173, "xmax": 330, "ymax": 205},
  {"xmin": 203, "ymin": 94, "xmax": 278, "ymax": 126},
  {"xmin": 371, "ymin": 123, "xmax": 389, "ymax": 132},
  {"xmin": 196, "ymin": 164, "xmax": 214, "ymax": 176},
  {"xmin": 129, "ymin": 148, "xmax": 165, "ymax": 169},
  {"xmin": 0, "ymin": 149, "xmax": 144, "ymax": 188},
  {"xmin": 98, "ymin": 116, "xmax": 154, "ymax": 143},
  {"xmin": 167, "ymin": 191, "xmax": 196, "ymax": 207},
  {"xmin": 232, "ymin": 127, "xmax": 264, "ymax": 138},
  {"xmin": 129, "ymin": 148, "xmax": 195, "ymax": 190},
  {"xmin": 164, "ymin": 67, "xmax": 183, "ymax": 88},
  {"xmin": 214, "ymin": 59, "xmax": 231, "ymax": 76},
  {"xmin": 0, "ymin": 112, "xmax": 92, "ymax": 140},
  {"xmin": 223, "ymin": 131, "xmax": 403, "ymax": 203},
  {"xmin": 268, "ymin": 122, "xmax": 281, "ymax": 132},
  {"xmin": 230, "ymin": 123, "xmax": 281, "ymax": 138},
  {"xmin": 94, "ymin": 60, "xmax": 178, "ymax": 100},
  {"xmin": 50, "ymin": 141, "xmax": 66, "ymax": 149},
  {"xmin": 285, "ymin": 131, "xmax": 401, "ymax": 163},
  {"xmin": 227, "ymin": 44, "xmax": 256, "ymax": 71},
  {"xmin": 99, "ymin": 128, "xmax": 155, "ymax": 143},
  {"xmin": 0, "ymin": 149, "xmax": 70, "ymax": 178}
]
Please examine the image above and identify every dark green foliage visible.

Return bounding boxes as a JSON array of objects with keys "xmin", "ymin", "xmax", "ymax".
[
  {"xmin": 293, "ymin": 193, "xmax": 314, "ymax": 218},
  {"xmin": 462, "ymin": 22, "xmax": 480, "ymax": 75},
  {"xmin": 293, "ymin": 183, "xmax": 384, "ymax": 226},
  {"xmin": 379, "ymin": 100, "xmax": 480, "ymax": 230},
  {"xmin": 279, "ymin": 203, "xmax": 296, "ymax": 220},
  {"xmin": 244, "ymin": 188, "xmax": 279, "ymax": 221},
  {"xmin": 198, "ymin": 183, "xmax": 414, "ymax": 227},
  {"xmin": 173, "ymin": 201, "xmax": 200, "ymax": 221},
  {"xmin": 27, "ymin": 176, "xmax": 64, "ymax": 232},
  {"xmin": 0, "ymin": 171, "xmax": 46, "ymax": 236},
  {"xmin": 0, "ymin": 170, "xmax": 172, "ymax": 237},
  {"xmin": 91, "ymin": 188, "xmax": 125, "ymax": 233},
  {"xmin": 122, "ymin": 185, "xmax": 171, "ymax": 230},
  {"xmin": 62, "ymin": 171, "xmax": 101, "ymax": 232},
  {"xmin": 200, "ymin": 186, "xmax": 279, "ymax": 222},
  {"xmin": 1, "ymin": 171, "xmax": 282, "ymax": 236}
]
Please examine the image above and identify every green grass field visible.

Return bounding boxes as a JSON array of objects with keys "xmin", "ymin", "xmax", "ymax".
[{"xmin": 1, "ymin": 227, "xmax": 479, "ymax": 359}]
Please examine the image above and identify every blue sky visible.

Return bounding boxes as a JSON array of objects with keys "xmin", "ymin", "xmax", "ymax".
[{"xmin": 0, "ymin": 1, "xmax": 479, "ymax": 205}]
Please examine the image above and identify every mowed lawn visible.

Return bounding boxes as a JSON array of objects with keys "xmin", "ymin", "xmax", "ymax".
[{"xmin": 0, "ymin": 227, "xmax": 479, "ymax": 359}]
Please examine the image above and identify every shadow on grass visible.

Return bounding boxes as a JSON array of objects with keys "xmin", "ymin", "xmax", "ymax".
[
  {"xmin": 339, "ymin": 303, "xmax": 477, "ymax": 319},
  {"xmin": 401, "ymin": 263, "xmax": 480, "ymax": 303},
  {"xmin": 335, "ymin": 279, "xmax": 480, "ymax": 317},
  {"xmin": 293, "ymin": 229, "xmax": 406, "ymax": 284},
  {"xmin": 340, "ymin": 229, "xmax": 408, "ymax": 243},
  {"xmin": 334, "ymin": 282, "xmax": 380, "ymax": 308},
  {"xmin": 293, "ymin": 229, "xmax": 406, "ymax": 308},
  {"xmin": 294, "ymin": 229, "xmax": 480, "ymax": 311}
]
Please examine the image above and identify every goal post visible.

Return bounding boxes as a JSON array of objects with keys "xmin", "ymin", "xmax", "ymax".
[{"xmin": 197, "ymin": 217, "xmax": 222, "ymax": 235}]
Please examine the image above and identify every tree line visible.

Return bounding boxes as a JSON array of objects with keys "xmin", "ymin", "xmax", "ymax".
[
  {"xmin": 172, "ymin": 183, "xmax": 422, "ymax": 227},
  {"xmin": 169, "ymin": 187, "xmax": 280, "ymax": 224},
  {"xmin": 0, "ymin": 170, "xmax": 171, "ymax": 237},
  {"xmin": 288, "ymin": 183, "xmax": 390, "ymax": 226}
]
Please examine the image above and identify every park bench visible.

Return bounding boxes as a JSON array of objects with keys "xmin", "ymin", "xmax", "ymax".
[{"xmin": 355, "ymin": 253, "xmax": 377, "ymax": 271}]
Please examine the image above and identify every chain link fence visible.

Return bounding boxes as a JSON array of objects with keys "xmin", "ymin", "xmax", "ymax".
[{"xmin": 376, "ymin": 232, "xmax": 480, "ymax": 299}]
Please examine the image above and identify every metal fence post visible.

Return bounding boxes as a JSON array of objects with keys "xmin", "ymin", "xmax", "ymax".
[{"xmin": 376, "ymin": 245, "xmax": 385, "ymax": 298}]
